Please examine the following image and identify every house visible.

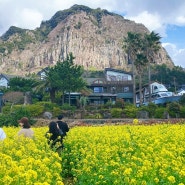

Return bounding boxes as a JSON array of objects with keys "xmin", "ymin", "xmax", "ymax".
[
  {"xmin": 64, "ymin": 68, "xmax": 134, "ymax": 105},
  {"xmin": 0, "ymin": 74, "xmax": 10, "ymax": 111},
  {"xmin": 177, "ymin": 84, "xmax": 185, "ymax": 95},
  {"xmin": 37, "ymin": 67, "xmax": 49, "ymax": 80},
  {"xmin": 0, "ymin": 73, "xmax": 15, "ymax": 88},
  {"xmin": 177, "ymin": 89, "xmax": 185, "ymax": 95}
]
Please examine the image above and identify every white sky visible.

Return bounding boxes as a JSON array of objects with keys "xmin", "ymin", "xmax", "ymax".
[{"xmin": 0, "ymin": 0, "xmax": 185, "ymax": 68}]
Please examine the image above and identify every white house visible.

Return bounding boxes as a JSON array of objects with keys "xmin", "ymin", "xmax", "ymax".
[
  {"xmin": 37, "ymin": 67, "xmax": 49, "ymax": 80},
  {"xmin": 177, "ymin": 89, "xmax": 185, "ymax": 95},
  {"xmin": 0, "ymin": 74, "xmax": 15, "ymax": 88},
  {"xmin": 0, "ymin": 73, "xmax": 9, "ymax": 88}
]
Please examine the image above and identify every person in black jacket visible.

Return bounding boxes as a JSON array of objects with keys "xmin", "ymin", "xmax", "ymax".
[
  {"xmin": 46, "ymin": 121, "xmax": 64, "ymax": 151},
  {"xmin": 56, "ymin": 115, "xmax": 69, "ymax": 136}
]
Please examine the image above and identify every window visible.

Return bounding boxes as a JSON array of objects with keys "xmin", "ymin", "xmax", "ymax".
[
  {"xmin": 111, "ymin": 87, "xmax": 116, "ymax": 94},
  {"xmin": 154, "ymin": 86, "xmax": 158, "ymax": 90},
  {"xmin": 94, "ymin": 80, "xmax": 103, "ymax": 84},
  {"xmin": 94, "ymin": 87, "xmax": 103, "ymax": 93},
  {"xmin": 123, "ymin": 87, "xmax": 129, "ymax": 92}
]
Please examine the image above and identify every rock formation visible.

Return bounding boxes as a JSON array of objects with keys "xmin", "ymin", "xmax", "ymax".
[{"xmin": 0, "ymin": 4, "xmax": 174, "ymax": 76}]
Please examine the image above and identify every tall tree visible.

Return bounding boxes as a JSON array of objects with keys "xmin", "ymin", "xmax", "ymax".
[
  {"xmin": 123, "ymin": 31, "xmax": 161, "ymax": 105},
  {"xmin": 34, "ymin": 67, "xmax": 59, "ymax": 103},
  {"xmin": 37, "ymin": 53, "xmax": 86, "ymax": 104},
  {"xmin": 123, "ymin": 32, "xmax": 142, "ymax": 105},
  {"xmin": 8, "ymin": 77, "xmax": 37, "ymax": 92},
  {"xmin": 55, "ymin": 53, "xmax": 86, "ymax": 104},
  {"xmin": 45, "ymin": 67, "xmax": 59, "ymax": 102},
  {"xmin": 135, "ymin": 53, "xmax": 148, "ymax": 106},
  {"xmin": 144, "ymin": 31, "xmax": 161, "ymax": 102}
]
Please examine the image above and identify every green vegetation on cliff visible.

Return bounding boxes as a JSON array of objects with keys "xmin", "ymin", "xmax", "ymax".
[{"xmin": 0, "ymin": 5, "xmax": 118, "ymax": 54}]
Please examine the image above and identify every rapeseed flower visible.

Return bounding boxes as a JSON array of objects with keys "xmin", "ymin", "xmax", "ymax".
[{"xmin": 168, "ymin": 175, "xmax": 176, "ymax": 183}]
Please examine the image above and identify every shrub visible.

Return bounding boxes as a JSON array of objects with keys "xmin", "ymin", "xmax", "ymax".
[
  {"xmin": 123, "ymin": 104, "xmax": 137, "ymax": 118},
  {"xmin": 34, "ymin": 101, "xmax": 60, "ymax": 112},
  {"xmin": 0, "ymin": 114, "xmax": 13, "ymax": 127},
  {"xmin": 25, "ymin": 104, "xmax": 44, "ymax": 117},
  {"xmin": 94, "ymin": 113, "xmax": 103, "ymax": 119},
  {"xmin": 85, "ymin": 113, "xmax": 103, "ymax": 119},
  {"xmin": 111, "ymin": 108, "xmax": 123, "ymax": 118},
  {"xmin": 179, "ymin": 106, "xmax": 185, "ymax": 118},
  {"xmin": 61, "ymin": 103, "xmax": 76, "ymax": 112},
  {"xmin": 103, "ymin": 101, "xmax": 113, "ymax": 109},
  {"xmin": 179, "ymin": 94, "xmax": 185, "ymax": 105},
  {"xmin": 167, "ymin": 102, "xmax": 181, "ymax": 118},
  {"xmin": 154, "ymin": 107, "xmax": 167, "ymax": 118},
  {"xmin": 147, "ymin": 103, "xmax": 158, "ymax": 118},
  {"xmin": 0, "ymin": 106, "xmax": 33, "ymax": 126},
  {"xmin": 52, "ymin": 107, "xmax": 63, "ymax": 117},
  {"xmin": 2, "ymin": 104, "xmax": 12, "ymax": 114},
  {"xmin": 138, "ymin": 103, "xmax": 158, "ymax": 118},
  {"xmin": 114, "ymin": 98, "xmax": 124, "ymax": 109}
]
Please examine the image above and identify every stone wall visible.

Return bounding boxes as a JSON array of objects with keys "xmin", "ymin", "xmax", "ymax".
[{"xmin": 34, "ymin": 118, "xmax": 184, "ymax": 127}]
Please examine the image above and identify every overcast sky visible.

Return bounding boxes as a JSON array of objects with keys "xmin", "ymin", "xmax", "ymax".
[{"xmin": 0, "ymin": 0, "xmax": 185, "ymax": 68}]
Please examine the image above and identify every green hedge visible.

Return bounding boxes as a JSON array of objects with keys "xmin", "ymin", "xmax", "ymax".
[
  {"xmin": 0, "ymin": 106, "xmax": 32, "ymax": 127},
  {"xmin": 111, "ymin": 108, "xmax": 123, "ymax": 118}
]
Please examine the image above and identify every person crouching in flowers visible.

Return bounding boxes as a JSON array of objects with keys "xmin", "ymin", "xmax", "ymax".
[
  {"xmin": 45, "ymin": 121, "xmax": 64, "ymax": 152},
  {"xmin": 17, "ymin": 117, "xmax": 34, "ymax": 138}
]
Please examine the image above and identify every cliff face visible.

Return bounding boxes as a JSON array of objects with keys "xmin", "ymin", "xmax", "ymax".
[{"xmin": 0, "ymin": 5, "xmax": 174, "ymax": 76}]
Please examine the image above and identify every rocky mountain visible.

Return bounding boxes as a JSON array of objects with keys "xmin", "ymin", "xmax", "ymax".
[{"xmin": 0, "ymin": 4, "xmax": 174, "ymax": 76}]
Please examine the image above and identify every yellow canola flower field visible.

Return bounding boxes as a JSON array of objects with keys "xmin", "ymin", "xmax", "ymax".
[
  {"xmin": 62, "ymin": 124, "xmax": 185, "ymax": 185},
  {"xmin": 1, "ymin": 124, "xmax": 185, "ymax": 185},
  {"xmin": 0, "ymin": 127, "xmax": 64, "ymax": 185}
]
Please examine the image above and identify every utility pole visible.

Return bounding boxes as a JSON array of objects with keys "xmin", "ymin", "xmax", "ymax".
[
  {"xmin": 148, "ymin": 63, "xmax": 151, "ymax": 102},
  {"xmin": 129, "ymin": 53, "xmax": 136, "ymax": 106},
  {"xmin": 174, "ymin": 77, "xmax": 176, "ymax": 94}
]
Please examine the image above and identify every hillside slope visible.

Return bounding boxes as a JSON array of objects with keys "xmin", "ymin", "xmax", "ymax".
[{"xmin": 0, "ymin": 4, "xmax": 174, "ymax": 76}]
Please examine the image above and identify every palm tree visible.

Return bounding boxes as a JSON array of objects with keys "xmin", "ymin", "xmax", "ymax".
[
  {"xmin": 135, "ymin": 53, "xmax": 148, "ymax": 106},
  {"xmin": 123, "ymin": 32, "xmax": 142, "ymax": 105},
  {"xmin": 144, "ymin": 31, "xmax": 161, "ymax": 102},
  {"xmin": 35, "ymin": 67, "xmax": 58, "ymax": 103}
]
